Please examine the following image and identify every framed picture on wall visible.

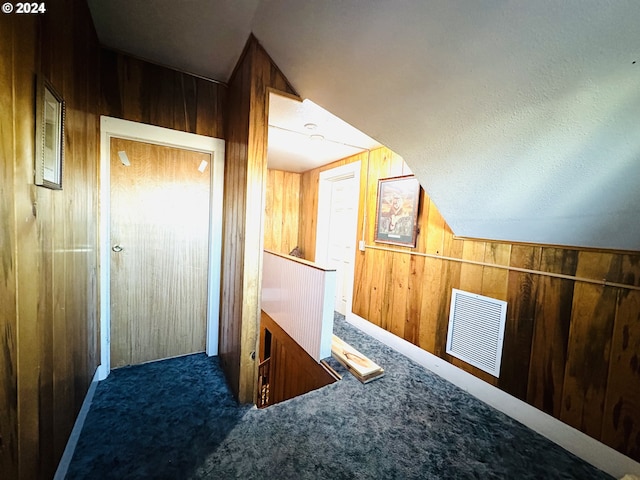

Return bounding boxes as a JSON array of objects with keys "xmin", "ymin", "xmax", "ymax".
[
  {"xmin": 374, "ymin": 175, "xmax": 421, "ymax": 247},
  {"xmin": 35, "ymin": 75, "xmax": 65, "ymax": 189}
]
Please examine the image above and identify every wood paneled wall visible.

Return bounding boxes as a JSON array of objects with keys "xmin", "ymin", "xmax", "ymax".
[
  {"xmin": 100, "ymin": 50, "xmax": 227, "ymax": 138},
  {"xmin": 264, "ymin": 169, "xmax": 301, "ymax": 254},
  {"xmin": 296, "ymin": 146, "xmax": 640, "ymax": 462},
  {"xmin": 1, "ymin": 7, "xmax": 229, "ymax": 477},
  {"xmin": 0, "ymin": 3, "xmax": 101, "ymax": 478},
  {"xmin": 259, "ymin": 311, "xmax": 336, "ymax": 406},
  {"xmin": 298, "ymin": 152, "xmax": 370, "ymax": 262},
  {"xmin": 221, "ymin": 36, "xmax": 298, "ymax": 403}
]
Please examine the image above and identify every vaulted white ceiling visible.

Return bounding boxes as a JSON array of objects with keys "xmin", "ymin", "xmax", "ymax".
[{"xmin": 88, "ymin": 0, "xmax": 640, "ymax": 251}]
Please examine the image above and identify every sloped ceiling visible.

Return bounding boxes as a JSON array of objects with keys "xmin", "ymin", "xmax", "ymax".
[
  {"xmin": 87, "ymin": 0, "xmax": 260, "ymax": 81},
  {"xmin": 88, "ymin": 0, "xmax": 640, "ymax": 251}
]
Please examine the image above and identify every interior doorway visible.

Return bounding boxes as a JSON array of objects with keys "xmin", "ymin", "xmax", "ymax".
[
  {"xmin": 98, "ymin": 117, "xmax": 225, "ymax": 379},
  {"xmin": 315, "ymin": 161, "xmax": 361, "ymax": 315}
]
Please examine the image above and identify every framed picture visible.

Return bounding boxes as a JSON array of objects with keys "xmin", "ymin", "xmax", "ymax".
[
  {"xmin": 374, "ymin": 175, "xmax": 421, "ymax": 247},
  {"xmin": 35, "ymin": 76, "xmax": 65, "ymax": 189}
]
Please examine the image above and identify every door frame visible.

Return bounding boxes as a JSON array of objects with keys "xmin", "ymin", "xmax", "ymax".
[
  {"xmin": 315, "ymin": 161, "xmax": 361, "ymax": 314},
  {"xmin": 97, "ymin": 116, "xmax": 225, "ymax": 380}
]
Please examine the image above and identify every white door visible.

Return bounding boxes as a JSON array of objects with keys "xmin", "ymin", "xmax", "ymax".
[
  {"xmin": 316, "ymin": 162, "xmax": 361, "ymax": 315},
  {"xmin": 326, "ymin": 178, "xmax": 357, "ymax": 314}
]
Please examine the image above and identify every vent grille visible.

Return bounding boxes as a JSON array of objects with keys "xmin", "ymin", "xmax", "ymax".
[{"xmin": 446, "ymin": 289, "xmax": 507, "ymax": 377}]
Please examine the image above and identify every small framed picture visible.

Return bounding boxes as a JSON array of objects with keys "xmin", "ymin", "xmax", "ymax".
[
  {"xmin": 374, "ymin": 175, "xmax": 421, "ymax": 247},
  {"xmin": 35, "ymin": 76, "xmax": 65, "ymax": 189}
]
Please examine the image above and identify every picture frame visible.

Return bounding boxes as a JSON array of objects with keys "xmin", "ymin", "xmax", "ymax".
[
  {"xmin": 374, "ymin": 175, "xmax": 421, "ymax": 247},
  {"xmin": 35, "ymin": 76, "xmax": 65, "ymax": 189}
]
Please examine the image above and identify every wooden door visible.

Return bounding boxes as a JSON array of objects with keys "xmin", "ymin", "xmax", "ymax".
[
  {"xmin": 326, "ymin": 176, "xmax": 358, "ymax": 315},
  {"xmin": 110, "ymin": 137, "xmax": 211, "ymax": 368}
]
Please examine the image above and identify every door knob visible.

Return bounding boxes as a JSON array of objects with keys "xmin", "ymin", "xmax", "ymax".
[{"xmin": 112, "ymin": 244, "xmax": 123, "ymax": 252}]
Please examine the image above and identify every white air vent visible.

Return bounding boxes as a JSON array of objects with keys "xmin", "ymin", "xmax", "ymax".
[{"xmin": 446, "ymin": 289, "xmax": 507, "ymax": 377}]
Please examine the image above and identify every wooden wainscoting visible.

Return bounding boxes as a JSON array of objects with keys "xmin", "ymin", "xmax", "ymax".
[
  {"xmin": 259, "ymin": 311, "xmax": 337, "ymax": 407},
  {"xmin": 294, "ymin": 145, "xmax": 640, "ymax": 462},
  {"xmin": 351, "ymin": 148, "xmax": 640, "ymax": 461}
]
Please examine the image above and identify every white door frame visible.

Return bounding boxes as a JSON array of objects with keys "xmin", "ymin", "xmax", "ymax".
[
  {"xmin": 315, "ymin": 161, "xmax": 361, "ymax": 314},
  {"xmin": 97, "ymin": 116, "xmax": 225, "ymax": 380}
]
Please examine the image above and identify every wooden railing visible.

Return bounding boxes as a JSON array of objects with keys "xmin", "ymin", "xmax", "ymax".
[{"xmin": 257, "ymin": 357, "xmax": 271, "ymax": 409}]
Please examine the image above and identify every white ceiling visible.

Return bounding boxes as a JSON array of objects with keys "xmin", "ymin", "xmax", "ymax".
[
  {"xmin": 88, "ymin": 0, "xmax": 640, "ymax": 251},
  {"xmin": 87, "ymin": 0, "xmax": 259, "ymax": 81},
  {"xmin": 267, "ymin": 95, "xmax": 381, "ymax": 173}
]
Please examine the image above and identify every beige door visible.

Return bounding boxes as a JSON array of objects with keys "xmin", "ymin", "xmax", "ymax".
[{"xmin": 110, "ymin": 137, "xmax": 211, "ymax": 368}]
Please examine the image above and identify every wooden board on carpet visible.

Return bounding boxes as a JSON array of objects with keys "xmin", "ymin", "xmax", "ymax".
[{"xmin": 331, "ymin": 335, "xmax": 384, "ymax": 383}]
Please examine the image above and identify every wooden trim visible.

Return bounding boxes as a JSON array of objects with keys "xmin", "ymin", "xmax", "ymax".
[
  {"xmin": 453, "ymin": 235, "xmax": 640, "ymax": 257},
  {"xmin": 364, "ymin": 244, "xmax": 640, "ymax": 292},
  {"xmin": 264, "ymin": 249, "xmax": 336, "ymax": 272},
  {"xmin": 320, "ymin": 360, "xmax": 342, "ymax": 381}
]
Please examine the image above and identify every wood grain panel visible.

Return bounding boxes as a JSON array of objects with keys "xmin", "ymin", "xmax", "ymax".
[
  {"xmin": 110, "ymin": 138, "xmax": 209, "ymax": 367},
  {"xmin": 298, "ymin": 167, "xmax": 320, "ymax": 261},
  {"xmin": 353, "ymin": 248, "xmax": 373, "ymax": 322},
  {"xmin": 220, "ymin": 36, "xmax": 297, "ymax": 403},
  {"xmin": 0, "ymin": 13, "xmax": 19, "ymax": 480},
  {"xmin": 386, "ymin": 251, "xmax": 410, "ymax": 338},
  {"xmin": 499, "ymin": 245, "xmax": 541, "ymax": 400},
  {"xmin": 561, "ymin": 283, "xmax": 617, "ymax": 437},
  {"xmin": 601, "ymin": 289, "xmax": 640, "ymax": 460},
  {"xmin": 434, "ymin": 231, "xmax": 464, "ymax": 362},
  {"xmin": 459, "ymin": 240, "xmax": 486, "ymax": 293},
  {"xmin": 404, "ymin": 189, "xmax": 427, "ymax": 346},
  {"xmin": 1, "ymin": 1, "xmax": 103, "ymax": 477},
  {"xmin": 617, "ymin": 254, "xmax": 640, "ymax": 287},
  {"xmin": 481, "ymin": 243, "xmax": 511, "ymax": 300},
  {"xmin": 405, "ymin": 253, "xmax": 424, "ymax": 346},
  {"xmin": 264, "ymin": 169, "xmax": 300, "ymax": 254},
  {"xmin": 526, "ymin": 248, "xmax": 577, "ymax": 416},
  {"xmin": 54, "ymin": 7, "xmax": 77, "ymax": 463},
  {"xmin": 425, "ymin": 196, "xmax": 446, "ymax": 255},
  {"xmin": 282, "ymin": 171, "xmax": 301, "ymax": 253},
  {"xmin": 267, "ymin": 169, "xmax": 283, "ymax": 251},
  {"xmin": 100, "ymin": 50, "xmax": 227, "ymax": 138},
  {"xmin": 219, "ymin": 38, "xmax": 252, "ymax": 401},
  {"xmin": 417, "ymin": 256, "xmax": 442, "ymax": 353},
  {"xmin": 561, "ymin": 252, "xmax": 619, "ymax": 438},
  {"xmin": 14, "ymin": 14, "xmax": 43, "ymax": 478}
]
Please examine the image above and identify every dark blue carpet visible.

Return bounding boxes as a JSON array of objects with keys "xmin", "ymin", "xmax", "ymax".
[{"xmin": 66, "ymin": 315, "xmax": 612, "ymax": 479}]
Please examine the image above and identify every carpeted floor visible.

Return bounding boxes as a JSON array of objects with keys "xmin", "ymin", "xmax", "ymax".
[{"xmin": 66, "ymin": 314, "xmax": 613, "ymax": 479}]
